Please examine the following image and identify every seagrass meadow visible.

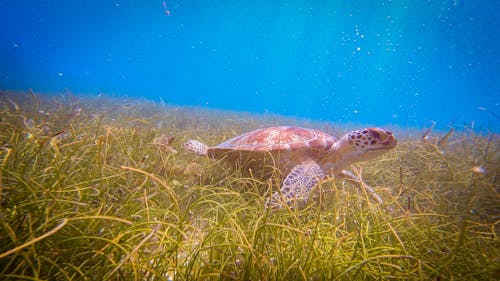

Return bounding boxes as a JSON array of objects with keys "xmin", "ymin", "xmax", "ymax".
[{"xmin": 0, "ymin": 91, "xmax": 498, "ymax": 280}]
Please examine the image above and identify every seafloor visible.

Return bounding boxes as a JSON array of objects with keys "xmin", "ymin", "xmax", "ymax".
[{"xmin": 0, "ymin": 90, "xmax": 498, "ymax": 280}]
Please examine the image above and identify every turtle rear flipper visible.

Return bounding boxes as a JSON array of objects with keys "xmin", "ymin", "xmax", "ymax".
[
  {"xmin": 265, "ymin": 161, "xmax": 325, "ymax": 210},
  {"xmin": 184, "ymin": 140, "xmax": 209, "ymax": 156}
]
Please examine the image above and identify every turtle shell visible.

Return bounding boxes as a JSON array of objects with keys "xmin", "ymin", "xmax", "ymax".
[
  {"xmin": 214, "ymin": 126, "xmax": 335, "ymax": 151},
  {"xmin": 207, "ymin": 126, "xmax": 336, "ymax": 176}
]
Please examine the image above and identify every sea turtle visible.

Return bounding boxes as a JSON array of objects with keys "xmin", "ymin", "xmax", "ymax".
[{"xmin": 184, "ymin": 126, "xmax": 397, "ymax": 209}]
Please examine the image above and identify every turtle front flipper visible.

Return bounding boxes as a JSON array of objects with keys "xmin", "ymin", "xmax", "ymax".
[
  {"xmin": 340, "ymin": 170, "xmax": 383, "ymax": 204},
  {"xmin": 265, "ymin": 161, "xmax": 325, "ymax": 210},
  {"xmin": 184, "ymin": 140, "xmax": 209, "ymax": 156}
]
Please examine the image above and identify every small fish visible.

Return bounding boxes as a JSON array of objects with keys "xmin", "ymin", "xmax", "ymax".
[
  {"xmin": 478, "ymin": 106, "xmax": 500, "ymax": 120},
  {"xmin": 471, "ymin": 166, "xmax": 486, "ymax": 174},
  {"xmin": 153, "ymin": 134, "xmax": 177, "ymax": 153}
]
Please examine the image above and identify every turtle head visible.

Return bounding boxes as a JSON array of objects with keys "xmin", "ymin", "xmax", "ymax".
[
  {"xmin": 326, "ymin": 128, "xmax": 396, "ymax": 171},
  {"xmin": 342, "ymin": 128, "xmax": 397, "ymax": 161}
]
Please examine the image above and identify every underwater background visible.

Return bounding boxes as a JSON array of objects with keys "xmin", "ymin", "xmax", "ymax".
[
  {"xmin": 1, "ymin": 1, "xmax": 500, "ymax": 280},
  {"xmin": 0, "ymin": 0, "xmax": 498, "ymax": 132}
]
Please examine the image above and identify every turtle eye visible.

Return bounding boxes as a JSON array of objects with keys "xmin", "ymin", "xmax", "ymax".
[{"xmin": 369, "ymin": 130, "xmax": 381, "ymax": 139}]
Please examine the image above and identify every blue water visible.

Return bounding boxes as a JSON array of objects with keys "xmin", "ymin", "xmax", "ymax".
[{"xmin": 1, "ymin": 1, "xmax": 498, "ymax": 131}]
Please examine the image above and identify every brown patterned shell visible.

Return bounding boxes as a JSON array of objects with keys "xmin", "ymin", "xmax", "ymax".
[
  {"xmin": 206, "ymin": 126, "xmax": 337, "ymax": 177},
  {"xmin": 210, "ymin": 126, "xmax": 336, "ymax": 153}
]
